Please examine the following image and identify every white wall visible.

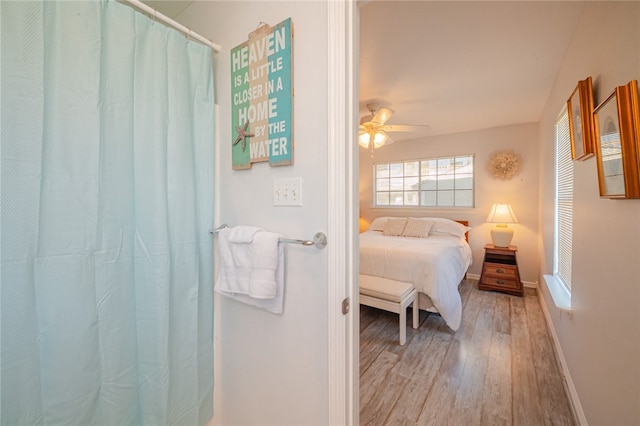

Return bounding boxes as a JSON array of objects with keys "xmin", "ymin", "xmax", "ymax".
[
  {"xmin": 359, "ymin": 123, "xmax": 540, "ymax": 283},
  {"xmin": 538, "ymin": 2, "xmax": 640, "ymax": 425},
  {"xmin": 179, "ymin": 2, "xmax": 330, "ymax": 425}
]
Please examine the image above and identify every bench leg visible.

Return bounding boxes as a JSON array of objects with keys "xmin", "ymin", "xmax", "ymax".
[
  {"xmin": 399, "ymin": 307, "xmax": 407, "ymax": 346},
  {"xmin": 412, "ymin": 299, "xmax": 419, "ymax": 329}
]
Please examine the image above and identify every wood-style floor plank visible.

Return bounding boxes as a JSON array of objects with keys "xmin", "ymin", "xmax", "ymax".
[
  {"xmin": 510, "ymin": 295, "xmax": 545, "ymax": 425},
  {"xmin": 448, "ymin": 291, "xmax": 496, "ymax": 425},
  {"xmin": 359, "ymin": 279, "xmax": 575, "ymax": 425},
  {"xmin": 416, "ymin": 282, "xmax": 484, "ymax": 425},
  {"xmin": 360, "ymin": 350, "xmax": 399, "ymax": 415},
  {"xmin": 480, "ymin": 331, "xmax": 512, "ymax": 426},
  {"xmin": 525, "ymin": 291, "xmax": 575, "ymax": 426},
  {"xmin": 386, "ymin": 315, "xmax": 452, "ymax": 425}
]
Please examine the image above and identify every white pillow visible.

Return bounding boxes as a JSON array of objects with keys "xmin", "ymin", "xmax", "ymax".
[
  {"xmin": 368, "ymin": 217, "xmax": 390, "ymax": 232},
  {"xmin": 402, "ymin": 218, "xmax": 434, "ymax": 238},
  {"xmin": 403, "ymin": 217, "xmax": 470, "ymax": 237},
  {"xmin": 427, "ymin": 217, "xmax": 470, "ymax": 238},
  {"xmin": 382, "ymin": 217, "xmax": 408, "ymax": 236}
]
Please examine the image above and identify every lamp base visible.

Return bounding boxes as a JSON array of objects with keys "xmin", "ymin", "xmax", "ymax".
[{"xmin": 490, "ymin": 225, "xmax": 513, "ymax": 247}]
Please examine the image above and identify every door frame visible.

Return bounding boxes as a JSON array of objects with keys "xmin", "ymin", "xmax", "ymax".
[{"xmin": 327, "ymin": 0, "xmax": 359, "ymax": 424}]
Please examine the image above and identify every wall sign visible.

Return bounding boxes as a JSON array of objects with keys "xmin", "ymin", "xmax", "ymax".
[{"xmin": 231, "ymin": 19, "xmax": 293, "ymax": 170}]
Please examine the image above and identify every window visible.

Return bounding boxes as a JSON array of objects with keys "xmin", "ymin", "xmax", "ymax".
[
  {"xmin": 555, "ymin": 107, "xmax": 573, "ymax": 292},
  {"xmin": 374, "ymin": 155, "xmax": 474, "ymax": 207}
]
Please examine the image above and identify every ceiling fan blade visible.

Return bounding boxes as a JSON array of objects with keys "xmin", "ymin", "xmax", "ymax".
[
  {"xmin": 371, "ymin": 107, "xmax": 394, "ymax": 125},
  {"xmin": 359, "ymin": 114, "xmax": 375, "ymax": 125},
  {"xmin": 384, "ymin": 124, "xmax": 431, "ymax": 133}
]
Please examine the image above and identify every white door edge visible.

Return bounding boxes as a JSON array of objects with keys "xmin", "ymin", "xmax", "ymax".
[{"xmin": 327, "ymin": 1, "xmax": 358, "ymax": 425}]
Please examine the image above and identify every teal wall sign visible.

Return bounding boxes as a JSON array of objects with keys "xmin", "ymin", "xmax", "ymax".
[{"xmin": 231, "ymin": 19, "xmax": 293, "ymax": 170}]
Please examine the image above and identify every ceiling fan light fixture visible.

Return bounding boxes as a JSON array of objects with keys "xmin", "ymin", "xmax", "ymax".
[
  {"xmin": 373, "ymin": 132, "xmax": 387, "ymax": 147},
  {"xmin": 358, "ymin": 131, "xmax": 387, "ymax": 149},
  {"xmin": 358, "ymin": 103, "xmax": 428, "ymax": 154},
  {"xmin": 358, "ymin": 132, "xmax": 371, "ymax": 148}
]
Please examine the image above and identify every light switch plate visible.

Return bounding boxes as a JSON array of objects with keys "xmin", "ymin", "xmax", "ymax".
[{"xmin": 273, "ymin": 177, "xmax": 302, "ymax": 206}]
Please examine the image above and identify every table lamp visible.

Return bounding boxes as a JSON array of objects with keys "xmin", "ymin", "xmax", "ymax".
[
  {"xmin": 486, "ymin": 203, "xmax": 518, "ymax": 247},
  {"xmin": 359, "ymin": 217, "xmax": 370, "ymax": 233}
]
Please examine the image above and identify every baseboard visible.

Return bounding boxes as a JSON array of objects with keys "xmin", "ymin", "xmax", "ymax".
[{"xmin": 537, "ymin": 289, "xmax": 587, "ymax": 425}]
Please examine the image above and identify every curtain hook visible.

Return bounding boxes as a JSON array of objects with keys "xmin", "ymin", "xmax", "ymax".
[{"xmin": 152, "ymin": 8, "xmax": 157, "ymax": 25}]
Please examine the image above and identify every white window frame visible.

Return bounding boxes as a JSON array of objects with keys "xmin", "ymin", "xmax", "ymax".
[
  {"xmin": 545, "ymin": 106, "xmax": 573, "ymax": 312},
  {"xmin": 373, "ymin": 155, "xmax": 475, "ymax": 208},
  {"xmin": 554, "ymin": 107, "xmax": 573, "ymax": 292}
]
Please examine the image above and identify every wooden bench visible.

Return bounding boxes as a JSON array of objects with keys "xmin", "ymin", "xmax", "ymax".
[{"xmin": 359, "ymin": 274, "xmax": 419, "ymax": 345}]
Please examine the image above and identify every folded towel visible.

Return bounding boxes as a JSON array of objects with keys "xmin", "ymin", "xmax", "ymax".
[{"xmin": 214, "ymin": 226, "xmax": 285, "ymax": 314}]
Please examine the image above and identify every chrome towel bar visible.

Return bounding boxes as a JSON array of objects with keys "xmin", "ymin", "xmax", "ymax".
[{"xmin": 209, "ymin": 224, "xmax": 327, "ymax": 249}]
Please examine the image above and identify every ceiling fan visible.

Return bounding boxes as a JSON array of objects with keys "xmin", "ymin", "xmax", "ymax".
[{"xmin": 358, "ymin": 103, "xmax": 431, "ymax": 152}]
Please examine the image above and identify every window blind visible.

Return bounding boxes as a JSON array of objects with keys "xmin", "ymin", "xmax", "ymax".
[{"xmin": 555, "ymin": 108, "xmax": 573, "ymax": 291}]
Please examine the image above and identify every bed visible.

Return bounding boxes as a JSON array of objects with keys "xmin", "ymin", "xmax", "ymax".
[{"xmin": 359, "ymin": 216, "xmax": 473, "ymax": 331}]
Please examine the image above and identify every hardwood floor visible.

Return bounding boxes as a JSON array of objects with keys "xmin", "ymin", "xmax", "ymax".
[{"xmin": 359, "ymin": 279, "xmax": 575, "ymax": 425}]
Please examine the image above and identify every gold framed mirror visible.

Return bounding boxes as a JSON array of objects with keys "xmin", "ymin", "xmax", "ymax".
[{"xmin": 593, "ymin": 80, "xmax": 640, "ymax": 199}]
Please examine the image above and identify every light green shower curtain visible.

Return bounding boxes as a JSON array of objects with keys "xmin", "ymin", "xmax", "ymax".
[{"xmin": 1, "ymin": 1, "xmax": 214, "ymax": 424}]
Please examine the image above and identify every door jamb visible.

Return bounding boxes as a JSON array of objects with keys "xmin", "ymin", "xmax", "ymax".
[{"xmin": 327, "ymin": 0, "xmax": 358, "ymax": 424}]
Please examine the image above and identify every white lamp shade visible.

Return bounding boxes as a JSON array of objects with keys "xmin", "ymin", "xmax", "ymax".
[
  {"xmin": 487, "ymin": 203, "xmax": 517, "ymax": 247},
  {"xmin": 486, "ymin": 203, "xmax": 518, "ymax": 223}
]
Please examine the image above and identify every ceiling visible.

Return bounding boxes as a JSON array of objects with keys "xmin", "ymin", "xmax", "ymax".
[
  {"xmin": 359, "ymin": 1, "xmax": 585, "ymax": 140},
  {"xmin": 143, "ymin": 0, "xmax": 586, "ymax": 140}
]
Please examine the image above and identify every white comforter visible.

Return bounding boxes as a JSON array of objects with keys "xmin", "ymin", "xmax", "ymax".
[{"xmin": 359, "ymin": 231, "xmax": 472, "ymax": 330}]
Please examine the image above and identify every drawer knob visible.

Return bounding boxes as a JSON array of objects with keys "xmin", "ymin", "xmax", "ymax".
[
  {"xmin": 497, "ymin": 280, "xmax": 505, "ymax": 285},
  {"xmin": 496, "ymin": 268, "xmax": 504, "ymax": 274}
]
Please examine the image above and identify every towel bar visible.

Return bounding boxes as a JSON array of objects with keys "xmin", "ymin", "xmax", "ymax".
[{"xmin": 209, "ymin": 224, "xmax": 327, "ymax": 249}]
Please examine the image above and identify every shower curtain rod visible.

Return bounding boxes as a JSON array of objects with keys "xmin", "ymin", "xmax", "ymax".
[{"xmin": 120, "ymin": 0, "xmax": 221, "ymax": 52}]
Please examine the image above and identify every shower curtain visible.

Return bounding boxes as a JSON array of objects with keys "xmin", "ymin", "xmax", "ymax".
[{"xmin": 1, "ymin": 1, "xmax": 214, "ymax": 424}]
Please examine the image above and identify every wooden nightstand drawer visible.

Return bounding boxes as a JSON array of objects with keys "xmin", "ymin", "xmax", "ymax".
[
  {"xmin": 481, "ymin": 276, "xmax": 520, "ymax": 290},
  {"xmin": 483, "ymin": 263, "xmax": 518, "ymax": 279}
]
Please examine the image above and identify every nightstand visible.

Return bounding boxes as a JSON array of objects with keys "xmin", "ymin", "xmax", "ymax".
[{"xmin": 478, "ymin": 244, "xmax": 523, "ymax": 296}]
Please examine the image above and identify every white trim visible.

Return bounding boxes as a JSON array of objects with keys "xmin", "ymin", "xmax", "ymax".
[
  {"xmin": 327, "ymin": 1, "xmax": 358, "ymax": 425},
  {"xmin": 543, "ymin": 274, "xmax": 572, "ymax": 313}
]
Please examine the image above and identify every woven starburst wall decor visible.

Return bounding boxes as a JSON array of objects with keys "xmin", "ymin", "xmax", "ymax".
[{"xmin": 486, "ymin": 149, "xmax": 522, "ymax": 180}]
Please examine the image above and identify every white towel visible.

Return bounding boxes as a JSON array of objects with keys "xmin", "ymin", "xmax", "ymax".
[
  {"xmin": 228, "ymin": 226, "xmax": 262, "ymax": 243},
  {"xmin": 214, "ymin": 226, "xmax": 285, "ymax": 314}
]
